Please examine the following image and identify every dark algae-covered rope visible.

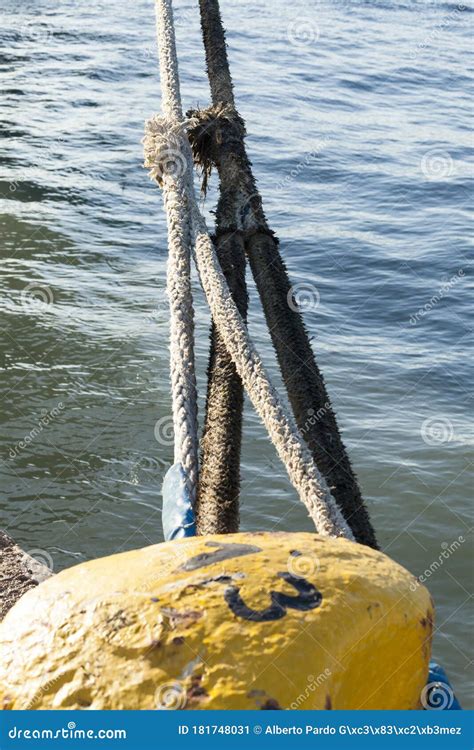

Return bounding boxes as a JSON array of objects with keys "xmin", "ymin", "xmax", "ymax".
[
  {"xmin": 195, "ymin": 231, "xmax": 247, "ymax": 535},
  {"xmin": 190, "ymin": 0, "xmax": 378, "ymax": 548},
  {"xmin": 189, "ymin": 113, "xmax": 249, "ymax": 535}
]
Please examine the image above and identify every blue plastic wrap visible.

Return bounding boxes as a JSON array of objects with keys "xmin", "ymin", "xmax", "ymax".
[
  {"xmin": 161, "ymin": 462, "xmax": 196, "ymax": 541},
  {"xmin": 424, "ymin": 661, "xmax": 462, "ymax": 710}
]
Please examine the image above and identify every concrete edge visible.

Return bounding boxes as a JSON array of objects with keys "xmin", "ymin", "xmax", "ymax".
[{"xmin": 0, "ymin": 530, "xmax": 53, "ymax": 622}]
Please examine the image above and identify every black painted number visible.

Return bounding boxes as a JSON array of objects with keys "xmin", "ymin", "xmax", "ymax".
[{"xmin": 224, "ymin": 572, "xmax": 322, "ymax": 622}]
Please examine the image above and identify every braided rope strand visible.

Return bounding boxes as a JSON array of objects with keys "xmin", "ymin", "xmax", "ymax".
[{"xmin": 146, "ymin": 0, "xmax": 200, "ymax": 502}]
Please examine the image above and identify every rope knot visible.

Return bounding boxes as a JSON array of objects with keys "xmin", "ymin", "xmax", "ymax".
[
  {"xmin": 143, "ymin": 115, "xmax": 190, "ymax": 187},
  {"xmin": 186, "ymin": 103, "xmax": 246, "ymax": 193}
]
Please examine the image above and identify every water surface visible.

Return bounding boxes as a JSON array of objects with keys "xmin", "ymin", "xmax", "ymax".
[{"xmin": 0, "ymin": 0, "xmax": 472, "ymax": 705}]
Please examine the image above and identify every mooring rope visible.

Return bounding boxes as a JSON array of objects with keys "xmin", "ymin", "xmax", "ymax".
[
  {"xmin": 146, "ymin": 0, "xmax": 353, "ymax": 540},
  {"xmin": 196, "ymin": 232, "xmax": 248, "ymax": 536},
  {"xmin": 192, "ymin": 112, "xmax": 249, "ymax": 535},
  {"xmin": 190, "ymin": 0, "xmax": 378, "ymax": 549},
  {"xmin": 150, "ymin": 13, "xmax": 199, "ymax": 504}
]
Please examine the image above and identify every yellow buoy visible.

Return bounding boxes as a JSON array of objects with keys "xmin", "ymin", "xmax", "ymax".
[{"xmin": 0, "ymin": 532, "xmax": 433, "ymax": 710}]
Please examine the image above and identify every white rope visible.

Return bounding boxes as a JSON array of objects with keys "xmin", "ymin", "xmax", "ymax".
[
  {"xmin": 148, "ymin": 2, "xmax": 199, "ymax": 502},
  {"xmin": 145, "ymin": 0, "xmax": 353, "ymax": 540}
]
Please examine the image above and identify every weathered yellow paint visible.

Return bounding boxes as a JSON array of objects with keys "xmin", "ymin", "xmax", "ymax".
[{"xmin": 0, "ymin": 532, "xmax": 433, "ymax": 710}]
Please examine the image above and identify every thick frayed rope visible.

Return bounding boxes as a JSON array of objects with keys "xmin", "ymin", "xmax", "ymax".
[{"xmin": 143, "ymin": 116, "xmax": 189, "ymax": 187}]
